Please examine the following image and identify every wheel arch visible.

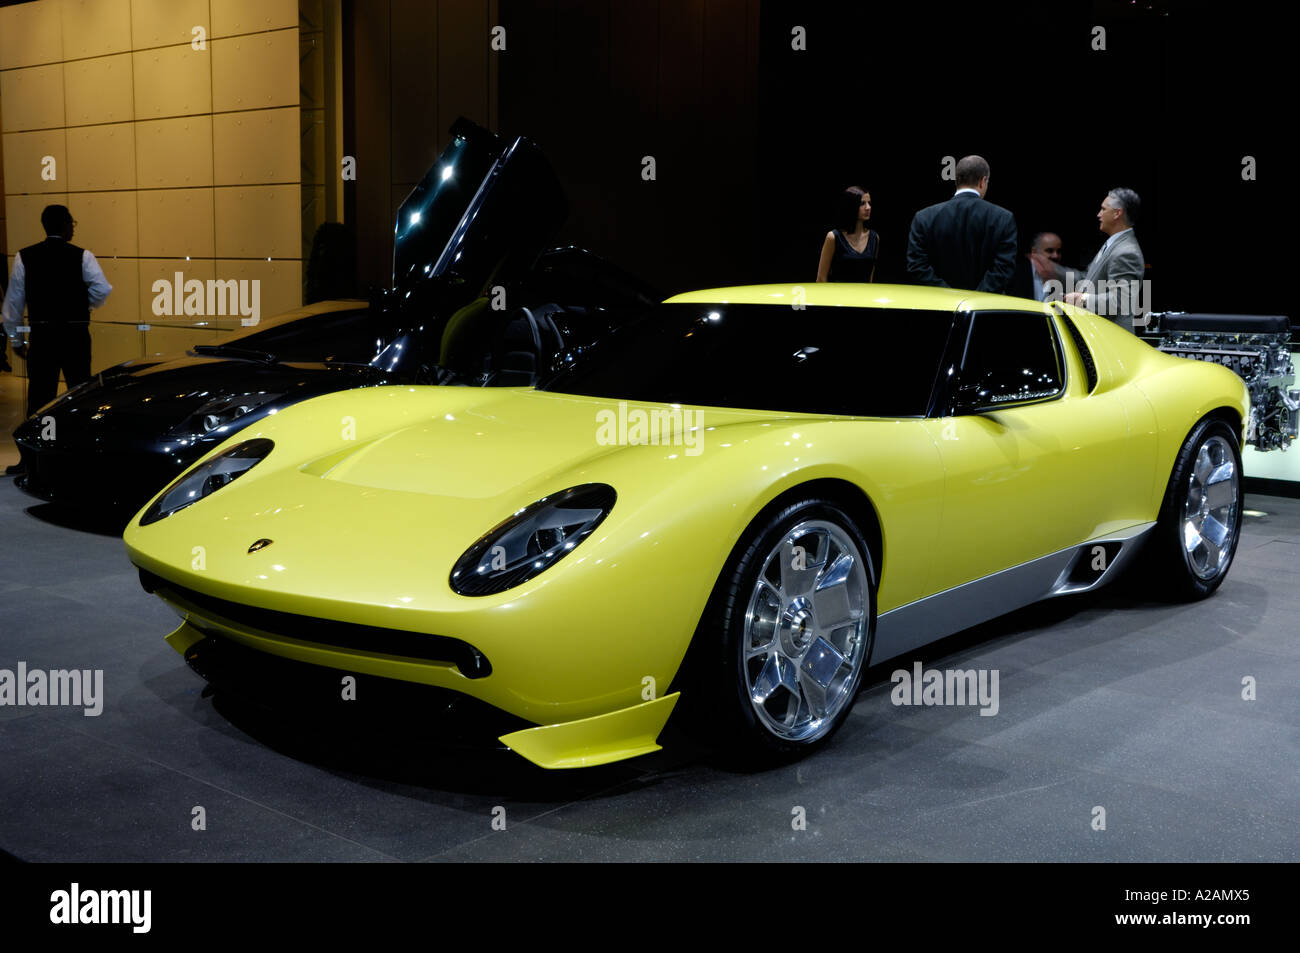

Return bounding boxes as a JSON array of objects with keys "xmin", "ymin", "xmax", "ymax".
[
  {"xmin": 750, "ymin": 478, "xmax": 884, "ymax": 588},
  {"xmin": 669, "ymin": 477, "xmax": 883, "ymax": 691},
  {"xmin": 1201, "ymin": 405, "xmax": 1244, "ymax": 449},
  {"xmin": 1151, "ymin": 407, "xmax": 1245, "ymax": 600},
  {"xmin": 667, "ymin": 474, "xmax": 883, "ymax": 751}
]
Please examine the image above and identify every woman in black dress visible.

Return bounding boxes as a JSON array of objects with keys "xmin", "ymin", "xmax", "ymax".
[{"xmin": 816, "ymin": 185, "xmax": 878, "ymax": 282}]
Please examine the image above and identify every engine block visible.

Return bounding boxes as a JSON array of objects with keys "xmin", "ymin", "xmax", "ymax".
[{"xmin": 1149, "ymin": 312, "xmax": 1299, "ymax": 451}]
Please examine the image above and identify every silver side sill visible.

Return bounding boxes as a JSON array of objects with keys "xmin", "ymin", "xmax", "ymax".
[{"xmin": 871, "ymin": 522, "xmax": 1157, "ymax": 665}]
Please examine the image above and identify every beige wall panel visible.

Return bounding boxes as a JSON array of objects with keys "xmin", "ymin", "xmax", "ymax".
[
  {"xmin": 138, "ymin": 257, "xmax": 217, "ymax": 327},
  {"xmin": 66, "ymin": 124, "xmax": 136, "ymax": 190},
  {"xmin": 62, "ymin": 0, "xmax": 133, "ymax": 60},
  {"xmin": 133, "ymin": 45, "xmax": 212, "ymax": 119},
  {"xmin": 212, "ymin": 108, "xmax": 297, "ymax": 185},
  {"xmin": 90, "ymin": 321, "xmax": 143, "ymax": 372},
  {"xmin": 0, "ymin": 0, "xmax": 62, "ymax": 71},
  {"xmin": 87, "ymin": 255, "xmax": 141, "ymax": 326},
  {"xmin": 213, "ymin": 185, "xmax": 297, "ymax": 259},
  {"xmin": 63, "ymin": 53, "xmax": 135, "ymax": 126},
  {"xmin": 135, "ymin": 115, "xmax": 213, "ymax": 188},
  {"xmin": 5, "ymin": 192, "xmax": 67, "ymax": 253},
  {"xmin": 136, "ymin": 188, "xmax": 215, "ymax": 258},
  {"xmin": 2, "ymin": 129, "xmax": 66, "ymax": 193},
  {"xmin": 130, "ymin": 0, "xmax": 210, "ymax": 50},
  {"xmin": 211, "ymin": 0, "xmax": 298, "ymax": 37},
  {"xmin": 143, "ymin": 325, "xmax": 220, "ymax": 357},
  {"xmin": 214, "ymin": 258, "xmax": 302, "ymax": 322},
  {"xmin": 66, "ymin": 190, "xmax": 138, "ymax": 257},
  {"xmin": 0, "ymin": 64, "xmax": 66, "ymax": 132},
  {"xmin": 211, "ymin": 30, "xmax": 298, "ymax": 112}
]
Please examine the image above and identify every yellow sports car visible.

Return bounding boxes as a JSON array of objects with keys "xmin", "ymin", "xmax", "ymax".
[{"xmin": 122, "ymin": 284, "xmax": 1249, "ymax": 768}]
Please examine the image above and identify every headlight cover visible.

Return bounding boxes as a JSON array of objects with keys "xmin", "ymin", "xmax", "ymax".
[
  {"xmin": 449, "ymin": 483, "xmax": 616, "ymax": 596},
  {"xmin": 170, "ymin": 392, "xmax": 284, "ymax": 440},
  {"xmin": 140, "ymin": 438, "xmax": 274, "ymax": 525}
]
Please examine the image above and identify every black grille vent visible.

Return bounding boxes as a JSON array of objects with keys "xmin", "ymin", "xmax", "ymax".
[
  {"xmin": 138, "ymin": 568, "xmax": 492, "ymax": 678},
  {"xmin": 1061, "ymin": 313, "xmax": 1099, "ymax": 392}
]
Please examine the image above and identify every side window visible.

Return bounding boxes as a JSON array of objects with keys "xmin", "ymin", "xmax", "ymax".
[{"xmin": 961, "ymin": 311, "xmax": 1064, "ymax": 407}]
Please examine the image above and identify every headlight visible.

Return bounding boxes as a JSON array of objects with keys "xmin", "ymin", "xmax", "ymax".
[
  {"xmin": 171, "ymin": 392, "xmax": 284, "ymax": 439},
  {"xmin": 140, "ymin": 438, "xmax": 274, "ymax": 525},
  {"xmin": 449, "ymin": 484, "xmax": 616, "ymax": 596}
]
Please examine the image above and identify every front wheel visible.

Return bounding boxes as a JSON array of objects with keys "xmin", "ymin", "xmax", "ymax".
[
  {"xmin": 687, "ymin": 498, "xmax": 876, "ymax": 763},
  {"xmin": 1152, "ymin": 417, "xmax": 1243, "ymax": 600}
]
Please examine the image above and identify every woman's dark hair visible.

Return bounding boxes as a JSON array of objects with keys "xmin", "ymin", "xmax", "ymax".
[{"xmin": 834, "ymin": 186, "xmax": 870, "ymax": 234}]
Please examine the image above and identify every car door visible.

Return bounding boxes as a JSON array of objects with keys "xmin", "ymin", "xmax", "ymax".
[{"xmin": 922, "ymin": 308, "xmax": 1137, "ymax": 595}]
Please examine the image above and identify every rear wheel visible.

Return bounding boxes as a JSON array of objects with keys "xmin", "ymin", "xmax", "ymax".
[
  {"xmin": 1153, "ymin": 417, "xmax": 1243, "ymax": 600},
  {"xmin": 687, "ymin": 498, "xmax": 876, "ymax": 762}
]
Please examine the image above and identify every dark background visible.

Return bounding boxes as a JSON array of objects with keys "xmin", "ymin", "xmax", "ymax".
[{"xmin": 348, "ymin": 0, "xmax": 1286, "ymax": 317}]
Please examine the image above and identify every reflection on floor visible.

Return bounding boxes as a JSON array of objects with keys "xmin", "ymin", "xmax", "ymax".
[
  {"xmin": 0, "ymin": 371, "xmax": 74, "ymax": 469},
  {"xmin": 0, "ymin": 372, "xmax": 30, "ymax": 470},
  {"xmin": 1, "ymin": 479, "xmax": 1297, "ymax": 861}
]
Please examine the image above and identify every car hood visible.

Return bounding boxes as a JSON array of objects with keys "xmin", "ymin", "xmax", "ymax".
[
  {"xmin": 123, "ymin": 386, "xmax": 828, "ymax": 618},
  {"xmin": 306, "ymin": 389, "xmax": 780, "ymax": 500},
  {"xmin": 16, "ymin": 356, "xmax": 384, "ymax": 446}
]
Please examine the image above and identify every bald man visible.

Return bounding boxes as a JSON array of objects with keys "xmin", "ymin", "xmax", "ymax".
[{"xmin": 1028, "ymin": 231, "xmax": 1062, "ymax": 301}]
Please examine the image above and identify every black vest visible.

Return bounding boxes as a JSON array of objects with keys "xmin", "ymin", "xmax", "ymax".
[{"xmin": 19, "ymin": 237, "xmax": 89, "ymax": 325}]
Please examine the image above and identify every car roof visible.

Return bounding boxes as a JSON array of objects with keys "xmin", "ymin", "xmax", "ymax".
[{"xmin": 665, "ymin": 283, "xmax": 1050, "ymax": 313}]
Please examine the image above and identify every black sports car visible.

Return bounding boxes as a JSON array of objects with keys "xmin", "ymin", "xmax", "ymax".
[{"xmin": 10, "ymin": 119, "xmax": 658, "ymax": 519}]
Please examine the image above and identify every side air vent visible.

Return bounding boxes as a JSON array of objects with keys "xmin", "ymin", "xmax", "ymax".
[
  {"xmin": 1051, "ymin": 541, "xmax": 1123, "ymax": 595},
  {"xmin": 1060, "ymin": 312, "xmax": 1099, "ymax": 393}
]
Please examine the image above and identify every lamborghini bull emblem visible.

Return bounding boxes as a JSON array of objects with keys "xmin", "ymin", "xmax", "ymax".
[{"xmin": 247, "ymin": 539, "xmax": 273, "ymax": 554}]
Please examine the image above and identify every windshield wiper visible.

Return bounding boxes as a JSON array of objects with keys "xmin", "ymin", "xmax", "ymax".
[{"xmin": 191, "ymin": 344, "xmax": 279, "ymax": 363}]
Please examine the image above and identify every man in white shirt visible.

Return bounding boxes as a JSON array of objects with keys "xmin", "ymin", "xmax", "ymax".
[{"xmin": 2, "ymin": 204, "xmax": 112, "ymax": 474}]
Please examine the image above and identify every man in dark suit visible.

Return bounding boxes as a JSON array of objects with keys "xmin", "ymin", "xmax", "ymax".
[
  {"xmin": 906, "ymin": 155, "xmax": 1018, "ymax": 293},
  {"xmin": 1009, "ymin": 231, "xmax": 1063, "ymax": 301}
]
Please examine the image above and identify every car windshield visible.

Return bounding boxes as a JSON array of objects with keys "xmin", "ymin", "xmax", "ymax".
[{"xmin": 539, "ymin": 303, "xmax": 955, "ymax": 417}]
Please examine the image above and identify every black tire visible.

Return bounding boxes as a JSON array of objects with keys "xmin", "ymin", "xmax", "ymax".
[
  {"xmin": 679, "ymin": 496, "xmax": 877, "ymax": 764},
  {"xmin": 1151, "ymin": 416, "xmax": 1243, "ymax": 600}
]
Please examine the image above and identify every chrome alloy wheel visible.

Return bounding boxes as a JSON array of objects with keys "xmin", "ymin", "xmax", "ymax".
[
  {"xmin": 1182, "ymin": 434, "xmax": 1240, "ymax": 580},
  {"xmin": 741, "ymin": 520, "xmax": 871, "ymax": 742}
]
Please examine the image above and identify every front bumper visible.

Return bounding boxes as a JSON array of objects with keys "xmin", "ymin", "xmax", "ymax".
[
  {"xmin": 16, "ymin": 440, "xmax": 186, "ymax": 514},
  {"xmin": 146, "ymin": 569, "xmax": 680, "ymax": 769}
]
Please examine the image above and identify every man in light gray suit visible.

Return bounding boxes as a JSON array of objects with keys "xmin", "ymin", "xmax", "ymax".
[{"xmin": 1034, "ymin": 188, "xmax": 1145, "ymax": 331}]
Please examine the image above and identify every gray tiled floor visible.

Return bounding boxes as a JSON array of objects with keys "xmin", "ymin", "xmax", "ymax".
[{"xmin": 0, "ymin": 477, "xmax": 1296, "ymax": 862}]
